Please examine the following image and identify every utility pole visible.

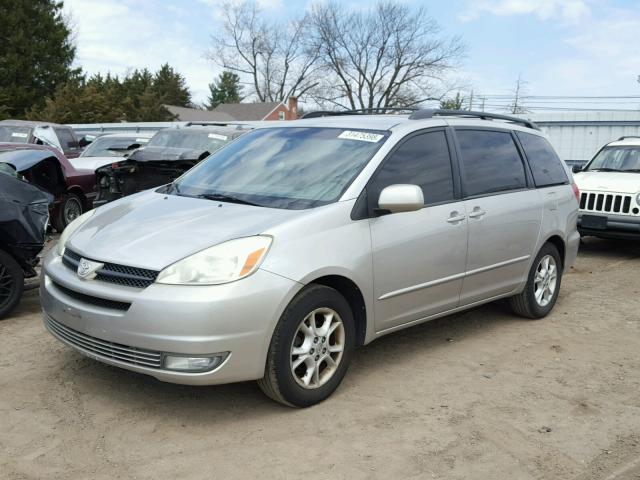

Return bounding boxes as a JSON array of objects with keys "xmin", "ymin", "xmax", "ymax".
[{"xmin": 469, "ymin": 90, "xmax": 474, "ymax": 110}]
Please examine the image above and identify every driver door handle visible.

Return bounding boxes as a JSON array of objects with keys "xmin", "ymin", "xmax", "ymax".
[{"xmin": 446, "ymin": 212, "xmax": 466, "ymax": 224}]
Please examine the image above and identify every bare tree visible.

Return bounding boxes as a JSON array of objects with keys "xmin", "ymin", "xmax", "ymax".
[
  {"xmin": 209, "ymin": 1, "xmax": 320, "ymax": 102},
  {"xmin": 508, "ymin": 74, "xmax": 529, "ymax": 114},
  {"xmin": 307, "ymin": 1, "xmax": 465, "ymax": 110}
]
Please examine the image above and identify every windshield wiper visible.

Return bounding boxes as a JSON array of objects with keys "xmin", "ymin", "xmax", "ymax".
[
  {"xmin": 197, "ymin": 193, "xmax": 260, "ymax": 206},
  {"xmin": 620, "ymin": 169, "xmax": 640, "ymax": 173},
  {"xmin": 588, "ymin": 168, "xmax": 621, "ymax": 172}
]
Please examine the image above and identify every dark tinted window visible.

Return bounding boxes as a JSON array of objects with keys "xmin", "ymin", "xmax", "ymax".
[
  {"xmin": 370, "ymin": 130, "xmax": 454, "ymax": 205},
  {"xmin": 456, "ymin": 130, "xmax": 526, "ymax": 196},
  {"xmin": 516, "ymin": 132, "xmax": 568, "ymax": 187}
]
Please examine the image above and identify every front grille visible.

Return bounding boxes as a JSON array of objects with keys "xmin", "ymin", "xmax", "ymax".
[
  {"xmin": 45, "ymin": 316, "xmax": 163, "ymax": 369},
  {"xmin": 62, "ymin": 249, "xmax": 159, "ymax": 288},
  {"xmin": 579, "ymin": 191, "xmax": 634, "ymax": 214},
  {"xmin": 52, "ymin": 280, "xmax": 131, "ymax": 311}
]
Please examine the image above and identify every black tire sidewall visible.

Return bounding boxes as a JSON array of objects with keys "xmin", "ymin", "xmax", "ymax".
[
  {"xmin": 527, "ymin": 243, "xmax": 563, "ymax": 318},
  {"xmin": 272, "ymin": 285, "xmax": 355, "ymax": 407},
  {"xmin": 53, "ymin": 193, "xmax": 83, "ymax": 232},
  {"xmin": 0, "ymin": 250, "xmax": 24, "ymax": 319}
]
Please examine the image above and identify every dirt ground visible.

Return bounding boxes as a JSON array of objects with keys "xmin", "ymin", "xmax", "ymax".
[{"xmin": 1, "ymin": 237, "xmax": 639, "ymax": 480}]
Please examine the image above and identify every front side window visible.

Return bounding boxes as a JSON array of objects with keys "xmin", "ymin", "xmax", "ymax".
[
  {"xmin": 516, "ymin": 132, "xmax": 568, "ymax": 187},
  {"xmin": 172, "ymin": 127, "xmax": 389, "ymax": 209},
  {"xmin": 54, "ymin": 128, "xmax": 78, "ymax": 149},
  {"xmin": 586, "ymin": 146, "xmax": 640, "ymax": 172},
  {"xmin": 456, "ymin": 129, "xmax": 526, "ymax": 197},
  {"xmin": 369, "ymin": 130, "xmax": 454, "ymax": 206}
]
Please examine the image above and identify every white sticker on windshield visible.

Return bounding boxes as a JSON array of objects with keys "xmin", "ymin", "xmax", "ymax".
[
  {"xmin": 208, "ymin": 133, "xmax": 228, "ymax": 141},
  {"xmin": 11, "ymin": 132, "xmax": 28, "ymax": 138},
  {"xmin": 338, "ymin": 130, "xmax": 384, "ymax": 143}
]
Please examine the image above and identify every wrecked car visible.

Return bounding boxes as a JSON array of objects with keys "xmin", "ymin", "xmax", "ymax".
[
  {"xmin": 0, "ymin": 169, "xmax": 52, "ymax": 319},
  {"xmin": 0, "ymin": 120, "xmax": 82, "ymax": 158},
  {"xmin": 0, "ymin": 144, "xmax": 96, "ymax": 232},
  {"xmin": 94, "ymin": 126, "xmax": 250, "ymax": 206},
  {"xmin": 69, "ymin": 132, "xmax": 154, "ymax": 171}
]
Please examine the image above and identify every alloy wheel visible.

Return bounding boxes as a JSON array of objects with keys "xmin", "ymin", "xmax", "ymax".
[
  {"xmin": 290, "ymin": 307, "xmax": 345, "ymax": 389},
  {"xmin": 534, "ymin": 254, "xmax": 557, "ymax": 307},
  {"xmin": 64, "ymin": 197, "xmax": 82, "ymax": 225}
]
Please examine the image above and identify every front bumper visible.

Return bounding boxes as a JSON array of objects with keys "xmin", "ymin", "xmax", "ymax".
[
  {"xmin": 578, "ymin": 212, "xmax": 640, "ymax": 239},
  {"xmin": 40, "ymin": 251, "xmax": 301, "ymax": 385}
]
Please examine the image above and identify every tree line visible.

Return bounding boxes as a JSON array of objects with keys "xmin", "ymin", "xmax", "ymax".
[{"xmin": 1, "ymin": 0, "xmax": 471, "ymax": 123}]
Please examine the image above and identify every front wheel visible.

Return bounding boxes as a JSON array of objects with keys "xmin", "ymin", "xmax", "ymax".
[
  {"xmin": 258, "ymin": 284, "xmax": 355, "ymax": 407},
  {"xmin": 0, "ymin": 250, "xmax": 24, "ymax": 320},
  {"xmin": 52, "ymin": 193, "xmax": 83, "ymax": 232},
  {"xmin": 509, "ymin": 243, "xmax": 563, "ymax": 319}
]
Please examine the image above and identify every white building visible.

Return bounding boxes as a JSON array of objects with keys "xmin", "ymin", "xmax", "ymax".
[{"xmin": 524, "ymin": 111, "xmax": 640, "ymax": 166}]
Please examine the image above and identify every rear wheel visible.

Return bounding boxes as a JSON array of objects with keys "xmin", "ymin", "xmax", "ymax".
[
  {"xmin": 258, "ymin": 284, "xmax": 355, "ymax": 407},
  {"xmin": 52, "ymin": 193, "xmax": 83, "ymax": 232},
  {"xmin": 509, "ymin": 243, "xmax": 563, "ymax": 319},
  {"xmin": 0, "ymin": 250, "xmax": 24, "ymax": 320}
]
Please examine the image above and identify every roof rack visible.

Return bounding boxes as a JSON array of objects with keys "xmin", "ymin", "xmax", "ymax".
[
  {"xmin": 301, "ymin": 107, "xmax": 418, "ymax": 119},
  {"xmin": 408, "ymin": 109, "xmax": 539, "ymax": 130},
  {"xmin": 617, "ymin": 135, "xmax": 640, "ymax": 141}
]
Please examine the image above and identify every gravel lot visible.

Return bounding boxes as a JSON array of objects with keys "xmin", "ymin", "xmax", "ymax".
[{"xmin": 1, "ymin": 237, "xmax": 639, "ymax": 480}]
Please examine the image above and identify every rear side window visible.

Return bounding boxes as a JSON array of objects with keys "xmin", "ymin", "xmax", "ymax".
[
  {"xmin": 516, "ymin": 132, "xmax": 568, "ymax": 187},
  {"xmin": 456, "ymin": 130, "xmax": 526, "ymax": 197},
  {"xmin": 55, "ymin": 128, "xmax": 79, "ymax": 150},
  {"xmin": 369, "ymin": 130, "xmax": 454, "ymax": 206}
]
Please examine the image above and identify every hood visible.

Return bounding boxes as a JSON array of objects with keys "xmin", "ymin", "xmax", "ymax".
[
  {"xmin": 67, "ymin": 189, "xmax": 304, "ymax": 270},
  {"xmin": 574, "ymin": 171, "xmax": 640, "ymax": 194},
  {"xmin": 0, "ymin": 149, "xmax": 58, "ymax": 173},
  {"xmin": 70, "ymin": 156, "xmax": 121, "ymax": 172},
  {"xmin": 0, "ymin": 173, "xmax": 52, "ymax": 251},
  {"xmin": 126, "ymin": 146, "xmax": 209, "ymax": 163}
]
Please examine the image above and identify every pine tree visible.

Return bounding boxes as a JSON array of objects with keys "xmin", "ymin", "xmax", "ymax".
[
  {"xmin": 206, "ymin": 71, "xmax": 243, "ymax": 110},
  {"xmin": 153, "ymin": 63, "xmax": 192, "ymax": 107},
  {"xmin": 0, "ymin": 0, "xmax": 79, "ymax": 117}
]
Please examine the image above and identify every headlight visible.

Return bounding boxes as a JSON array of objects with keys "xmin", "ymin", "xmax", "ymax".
[
  {"xmin": 55, "ymin": 209, "xmax": 96, "ymax": 256},
  {"xmin": 156, "ymin": 236, "xmax": 272, "ymax": 285}
]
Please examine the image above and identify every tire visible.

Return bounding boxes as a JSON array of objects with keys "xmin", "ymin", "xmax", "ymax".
[
  {"xmin": 509, "ymin": 243, "xmax": 563, "ymax": 319},
  {"xmin": 258, "ymin": 284, "xmax": 355, "ymax": 407},
  {"xmin": 52, "ymin": 193, "xmax": 83, "ymax": 232},
  {"xmin": 0, "ymin": 250, "xmax": 24, "ymax": 320}
]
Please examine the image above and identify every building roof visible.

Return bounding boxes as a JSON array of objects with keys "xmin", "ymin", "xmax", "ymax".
[
  {"xmin": 213, "ymin": 102, "xmax": 282, "ymax": 121},
  {"xmin": 164, "ymin": 105, "xmax": 235, "ymax": 122}
]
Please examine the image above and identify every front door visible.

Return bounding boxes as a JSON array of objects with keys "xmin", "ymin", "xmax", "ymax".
[{"xmin": 367, "ymin": 130, "xmax": 468, "ymax": 332}]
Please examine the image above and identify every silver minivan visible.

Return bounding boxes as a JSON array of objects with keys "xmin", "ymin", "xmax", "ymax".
[{"xmin": 41, "ymin": 110, "xmax": 580, "ymax": 407}]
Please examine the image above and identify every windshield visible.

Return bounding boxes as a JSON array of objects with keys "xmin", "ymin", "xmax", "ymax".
[
  {"xmin": 0, "ymin": 126, "xmax": 31, "ymax": 143},
  {"xmin": 147, "ymin": 130, "xmax": 229, "ymax": 152},
  {"xmin": 587, "ymin": 146, "xmax": 640, "ymax": 172},
  {"xmin": 81, "ymin": 136, "xmax": 148, "ymax": 157},
  {"xmin": 171, "ymin": 127, "xmax": 389, "ymax": 209}
]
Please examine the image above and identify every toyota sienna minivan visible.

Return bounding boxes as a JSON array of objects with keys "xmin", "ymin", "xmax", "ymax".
[{"xmin": 41, "ymin": 109, "xmax": 580, "ymax": 407}]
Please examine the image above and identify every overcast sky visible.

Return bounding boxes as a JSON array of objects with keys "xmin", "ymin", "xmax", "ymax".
[{"xmin": 63, "ymin": 0, "xmax": 640, "ymax": 109}]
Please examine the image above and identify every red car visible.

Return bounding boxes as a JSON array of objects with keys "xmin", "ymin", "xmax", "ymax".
[{"xmin": 0, "ymin": 143, "xmax": 96, "ymax": 232}]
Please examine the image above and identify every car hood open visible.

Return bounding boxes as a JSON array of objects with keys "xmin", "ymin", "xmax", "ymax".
[
  {"xmin": 125, "ymin": 146, "xmax": 210, "ymax": 163},
  {"xmin": 67, "ymin": 190, "xmax": 304, "ymax": 271},
  {"xmin": 574, "ymin": 171, "xmax": 640, "ymax": 194},
  {"xmin": 0, "ymin": 149, "xmax": 58, "ymax": 173}
]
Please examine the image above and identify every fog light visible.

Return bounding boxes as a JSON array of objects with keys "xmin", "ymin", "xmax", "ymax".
[{"xmin": 163, "ymin": 353, "xmax": 229, "ymax": 372}]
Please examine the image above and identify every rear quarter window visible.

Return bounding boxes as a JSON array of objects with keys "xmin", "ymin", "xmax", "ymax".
[{"xmin": 516, "ymin": 132, "xmax": 568, "ymax": 187}]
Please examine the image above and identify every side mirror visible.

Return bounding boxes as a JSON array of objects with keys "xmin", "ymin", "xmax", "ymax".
[
  {"xmin": 572, "ymin": 164, "xmax": 582, "ymax": 173},
  {"xmin": 377, "ymin": 184, "xmax": 424, "ymax": 214}
]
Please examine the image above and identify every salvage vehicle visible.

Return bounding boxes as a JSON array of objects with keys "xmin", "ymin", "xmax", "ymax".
[
  {"xmin": 0, "ymin": 168, "xmax": 52, "ymax": 319},
  {"xmin": 0, "ymin": 120, "xmax": 82, "ymax": 158},
  {"xmin": 0, "ymin": 144, "xmax": 96, "ymax": 232},
  {"xmin": 573, "ymin": 136, "xmax": 640, "ymax": 239},
  {"xmin": 69, "ymin": 132, "xmax": 154, "ymax": 171},
  {"xmin": 41, "ymin": 109, "xmax": 579, "ymax": 407},
  {"xmin": 93, "ymin": 126, "xmax": 249, "ymax": 206}
]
